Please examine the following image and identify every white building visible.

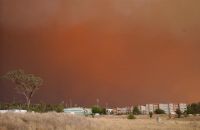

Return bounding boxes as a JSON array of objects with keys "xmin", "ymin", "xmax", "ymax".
[
  {"xmin": 144, "ymin": 103, "xmax": 187, "ymax": 115},
  {"xmin": 158, "ymin": 103, "xmax": 175, "ymax": 114},
  {"xmin": 0, "ymin": 109, "xmax": 27, "ymax": 113},
  {"xmin": 64, "ymin": 107, "xmax": 90, "ymax": 115},
  {"xmin": 153, "ymin": 104, "xmax": 159, "ymax": 110},
  {"xmin": 145, "ymin": 104, "xmax": 154, "ymax": 114},
  {"xmin": 115, "ymin": 107, "xmax": 129, "ymax": 115},
  {"xmin": 173, "ymin": 104, "xmax": 179, "ymax": 112},
  {"xmin": 138, "ymin": 105, "xmax": 146, "ymax": 114},
  {"xmin": 84, "ymin": 108, "xmax": 92, "ymax": 115},
  {"xmin": 179, "ymin": 103, "xmax": 187, "ymax": 112},
  {"xmin": 168, "ymin": 103, "xmax": 176, "ymax": 114},
  {"xmin": 158, "ymin": 104, "xmax": 169, "ymax": 114},
  {"xmin": 106, "ymin": 108, "xmax": 113, "ymax": 115}
]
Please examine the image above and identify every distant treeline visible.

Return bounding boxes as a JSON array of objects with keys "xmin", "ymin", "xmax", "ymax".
[
  {"xmin": 1, "ymin": 102, "xmax": 200, "ymax": 115},
  {"xmin": 0, "ymin": 103, "xmax": 64, "ymax": 113}
]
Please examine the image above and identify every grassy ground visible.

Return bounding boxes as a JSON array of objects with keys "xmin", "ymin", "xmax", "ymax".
[{"xmin": 0, "ymin": 112, "xmax": 200, "ymax": 130}]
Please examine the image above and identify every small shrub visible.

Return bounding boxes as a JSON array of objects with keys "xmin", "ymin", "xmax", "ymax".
[
  {"xmin": 127, "ymin": 114, "xmax": 136, "ymax": 119},
  {"xmin": 91, "ymin": 106, "xmax": 106, "ymax": 115}
]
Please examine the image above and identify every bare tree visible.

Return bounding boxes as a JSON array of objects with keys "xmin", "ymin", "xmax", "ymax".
[{"xmin": 3, "ymin": 69, "xmax": 43, "ymax": 108}]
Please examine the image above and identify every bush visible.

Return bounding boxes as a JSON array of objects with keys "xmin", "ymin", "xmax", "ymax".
[
  {"xmin": 91, "ymin": 106, "xmax": 106, "ymax": 115},
  {"xmin": 127, "ymin": 114, "xmax": 136, "ymax": 119},
  {"xmin": 154, "ymin": 109, "xmax": 165, "ymax": 114}
]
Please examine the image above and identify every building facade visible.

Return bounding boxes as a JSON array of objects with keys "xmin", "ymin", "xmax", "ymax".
[
  {"xmin": 138, "ymin": 105, "xmax": 146, "ymax": 114},
  {"xmin": 179, "ymin": 103, "xmax": 187, "ymax": 112},
  {"xmin": 139, "ymin": 103, "xmax": 187, "ymax": 115},
  {"xmin": 145, "ymin": 104, "xmax": 154, "ymax": 114}
]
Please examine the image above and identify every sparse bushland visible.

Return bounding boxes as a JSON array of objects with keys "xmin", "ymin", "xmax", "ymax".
[{"xmin": 0, "ymin": 112, "xmax": 200, "ymax": 130}]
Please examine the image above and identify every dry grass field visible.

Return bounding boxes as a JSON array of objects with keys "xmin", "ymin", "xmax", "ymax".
[{"xmin": 0, "ymin": 112, "xmax": 200, "ymax": 130}]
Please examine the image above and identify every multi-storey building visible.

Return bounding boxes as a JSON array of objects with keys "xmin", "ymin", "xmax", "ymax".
[
  {"xmin": 168, "ymin": 103, "xmax": 175, "ymax": 114},
  {"xmin": 153, "ymin": 104, "xmax": 159, "ymax": 110},
  {"xmin": 173, "ymin": 104, "xmax": 179, "ymax": 112},
  {"xmin": 112, "ymin": 103, "xmax": 187, "ymax": 115},
  {"xmin": 144, "ymin": 103, "xmax": 187, "ymax": 115},
  {"xmin": 158, "ymin": 103, "xmax": 175, "ymax": 114},
  {"xmin": 179, "ymin": 103, "xmax": 187, "ymax": 112},
  {"xmin": 145, "ymin": 104, "xmax": 154, "ymax": 114},
  {"xmin": 138, "ymin": 105, "xmax": 146, "ymax": 114},
  {"xmin": 158, "ymin": 104, "xmax": 169, "ymax": 114}
]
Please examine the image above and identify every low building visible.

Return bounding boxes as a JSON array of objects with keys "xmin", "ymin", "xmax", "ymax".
[
  {"xmin": 64, "ymin": 107, "xmax": 87, "ymax": 115},
  {"xmin": 106, "ymin": 108, "xmax": 113, "ymax": 115},
  {"xmin": 0, "ymin": 109, "xmax": 27, "ymax": 113},
  {"xmin": 115, "ymin": 107, "xmax": 129, "ymax": 115},
  {"xmin": 84, "ymin": 108, "xmax": 92, "ymax": 115}
]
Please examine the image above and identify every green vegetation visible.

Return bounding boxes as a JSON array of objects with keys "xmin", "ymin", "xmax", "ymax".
[
  {"xmin": 154, "ymin": 108, "xmax": 165, "ymax": 114},
  {"xmin": 127, "ymin": 114, "xmax": 136, "ymax": 119},
  {"xmin": 3, "ymin": 69, "xmax": 43, "ymax": 108},
  {"xmin": 91, "ymin": 106, "xmax": 106, "ymax": 115},
  {"xmin": 186, "ymin": 102, "xmax": 200, "ymax": 115},
  {"xmin": 132, "ymin": 106, "xmax": 141, "ymax": 115},
  {"xmin": 0, "ymin": 103, "xmax": 64, "ymax": 113}
]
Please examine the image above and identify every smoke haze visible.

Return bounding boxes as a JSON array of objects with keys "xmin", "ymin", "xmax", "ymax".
[{"xmin": 0, "ymin": 0, "xmax": 200, "ymax": 106}]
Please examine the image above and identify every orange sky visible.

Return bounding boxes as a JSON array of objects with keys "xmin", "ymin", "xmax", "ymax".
[{"xmin": 0, "ymin": 0, "xmax": 200, "ymax": 106}]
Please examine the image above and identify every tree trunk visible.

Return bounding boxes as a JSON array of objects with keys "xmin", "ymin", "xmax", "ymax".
[
  {"xmin": 27, "ymin": 99, "xmax": 31, "ymax": 110},
  {"xmin": 25, "ymin": 96, "xmax": 31, "ymax": 110}
]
